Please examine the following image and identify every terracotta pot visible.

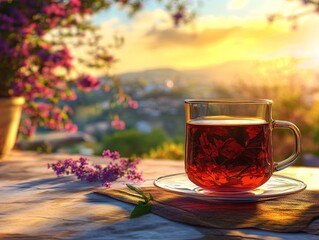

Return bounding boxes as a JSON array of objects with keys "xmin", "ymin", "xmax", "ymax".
[{"xmin": 0, "ymin": 97, "xmax": 25, "ymax": 158}]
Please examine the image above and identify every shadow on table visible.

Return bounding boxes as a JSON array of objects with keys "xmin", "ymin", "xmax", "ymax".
[
  {"xmin": 96, "ymin": 186, "xmax": 319, "ymax": 234},
  {"xmin": 75, "ymin": 192, "xmax": 206, "ymax": 240},
  {"xmin": 15, "ymin": 176, "xmax": 99, "ymax": 193}
]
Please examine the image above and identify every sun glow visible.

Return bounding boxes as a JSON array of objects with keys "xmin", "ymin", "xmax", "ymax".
[{"xmin": 71, "ymin": 1, "xmax": 319, "ymax": 75}]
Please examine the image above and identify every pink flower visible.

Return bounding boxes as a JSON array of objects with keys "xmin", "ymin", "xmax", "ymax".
[
  {"xmin": 42, "ymin": 3, "xmax": 66, "ymax": 17},
  {"xmin": 65, "ymin": 122, "xmax": 78, "ymax": 133},
  {"xmin": 20, "ymin": 42, "xmax": 30, "ymax": 57},
  {"xmin": 102, "ymin": 150, "xmax": 120, "ymax": 159},
  {"xmin": 128, "ymin": 99, "xmax": 138, "ymax": 109},
  {"xmin": 19, "ymin": 118, "xmax": 37, "ymax": 137},
  {"xmin": 37, "ymin": 102, "xmax": 51, "ymax": 118},
  {"xmin": 60, "ymin": 90, "xmax": 77, "ymax": 101},
  {"xmin": 69, "ymin": 0, "xmax": 81, "ymax": 14},
  {"xmin": 52, "ymin": 108, "xmax": 63, "ymax": 122},
  {"xmin": 111, "ymin": 119, "xmax": 126, "ymax": 130},
  {"xmin": 77, "ymin": 74, "xmax": 100, "ymax": 91}
]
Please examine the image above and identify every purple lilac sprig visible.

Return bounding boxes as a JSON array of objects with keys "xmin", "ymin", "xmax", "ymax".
[{"xmin": 48, "ymin": 149, "xmax": 143, "ymax": 188}]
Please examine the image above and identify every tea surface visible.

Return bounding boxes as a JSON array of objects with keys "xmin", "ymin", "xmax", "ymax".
[{"xmin": 185, "ymin": 117, "xmax": 272, "ymax": 192}]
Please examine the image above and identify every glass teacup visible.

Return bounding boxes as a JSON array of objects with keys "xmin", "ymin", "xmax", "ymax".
[{"xmin": 185, "ymin": 99, "xmax": 301, "ymax": 192}]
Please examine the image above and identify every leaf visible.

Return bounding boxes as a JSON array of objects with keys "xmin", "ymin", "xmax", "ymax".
[
  {"xmin": 130, "ymin": 203, "xmax": 151, "ymax": 218},
  {"xmin": 126, "ymin": 183, "xmax": 144, "ymax": 195},
  {"xmin": 126, "ymin": 184, "xmax": 154, "ymax": 218},
  {"xmin": 149, "ymin": 193, "xmax": 154, "ymax": 201},
  {"xmin": 126, "ymin": 184, "xmax": 149, "ymax": 202}
]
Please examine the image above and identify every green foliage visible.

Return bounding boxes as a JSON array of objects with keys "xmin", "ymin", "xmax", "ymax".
[
  {"xmin": 33, "ymin": 141, "xmax": 53, "ymax": 153},
  {"xmin": 144, "ymin": 142, "xmax": 184, "ymax": 160},
  {"xmin": 126, "ymin": 184, "xmax": 153, "ymax": 218},
  {"xmin": 100, "ymin": 128, "xmax": 167, "ymax": 157}
]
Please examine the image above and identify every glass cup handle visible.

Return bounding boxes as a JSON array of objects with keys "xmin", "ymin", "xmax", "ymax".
[{"xmin": 273, "ymin": 120, "xmax": 302, "ymax": 171}]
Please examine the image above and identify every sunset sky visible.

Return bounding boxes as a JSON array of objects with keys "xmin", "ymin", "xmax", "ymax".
[{"xmin": 84, "ymin": 0, "xmax": 319, "ymax": 74}]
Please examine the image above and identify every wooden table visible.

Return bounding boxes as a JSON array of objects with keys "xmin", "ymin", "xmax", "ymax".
[{"xmin": 1, "ymin": 151, "xmax": 319, "ymax": 239}]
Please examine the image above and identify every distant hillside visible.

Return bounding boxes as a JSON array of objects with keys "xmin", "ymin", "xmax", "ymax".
[
  {"xmin": 117, "ymin": 58, "xmax": 317, "ymax": 86},
  {"xmin": 184, "ymin": 60, "xmax": 258, "ymax": 85},
  {"xmin": 119, "ymin": 68, "xmax": 185, "ymax": 83},
  {"xmin": 117, "ymin": 60, "xmax": 260, "ymax": 86}
]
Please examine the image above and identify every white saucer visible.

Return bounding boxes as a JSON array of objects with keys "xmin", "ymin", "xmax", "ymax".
[{"xmin": 154, "ymin": 173, "xmax": 306, "ymax": 202}]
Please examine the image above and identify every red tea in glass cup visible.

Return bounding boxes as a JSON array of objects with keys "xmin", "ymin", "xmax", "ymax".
[{"xmin": 185, "ymin": 99, "xmax": 301, "ymax": 193}]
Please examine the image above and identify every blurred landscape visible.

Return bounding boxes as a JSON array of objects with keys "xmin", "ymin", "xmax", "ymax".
[
  {"xmin": 11, "ymin": 0, "xmax": 319, "ymax": 166},
  {"xmin": 22, "ymin": 57, "xmax": 319, "ymax": 165}
]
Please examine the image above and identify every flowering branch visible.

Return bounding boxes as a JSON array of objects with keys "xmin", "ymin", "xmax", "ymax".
[
  {"xmin": 267, "ymin": 0, "xmax": 319, "ymax": 30},
  {"xmin": 48, "ymin": 149, "xmax": 143, "ymax": 188},
  {"xmin": 0, "ymin": 0, "xmax": 196, "ymax": 139}
]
